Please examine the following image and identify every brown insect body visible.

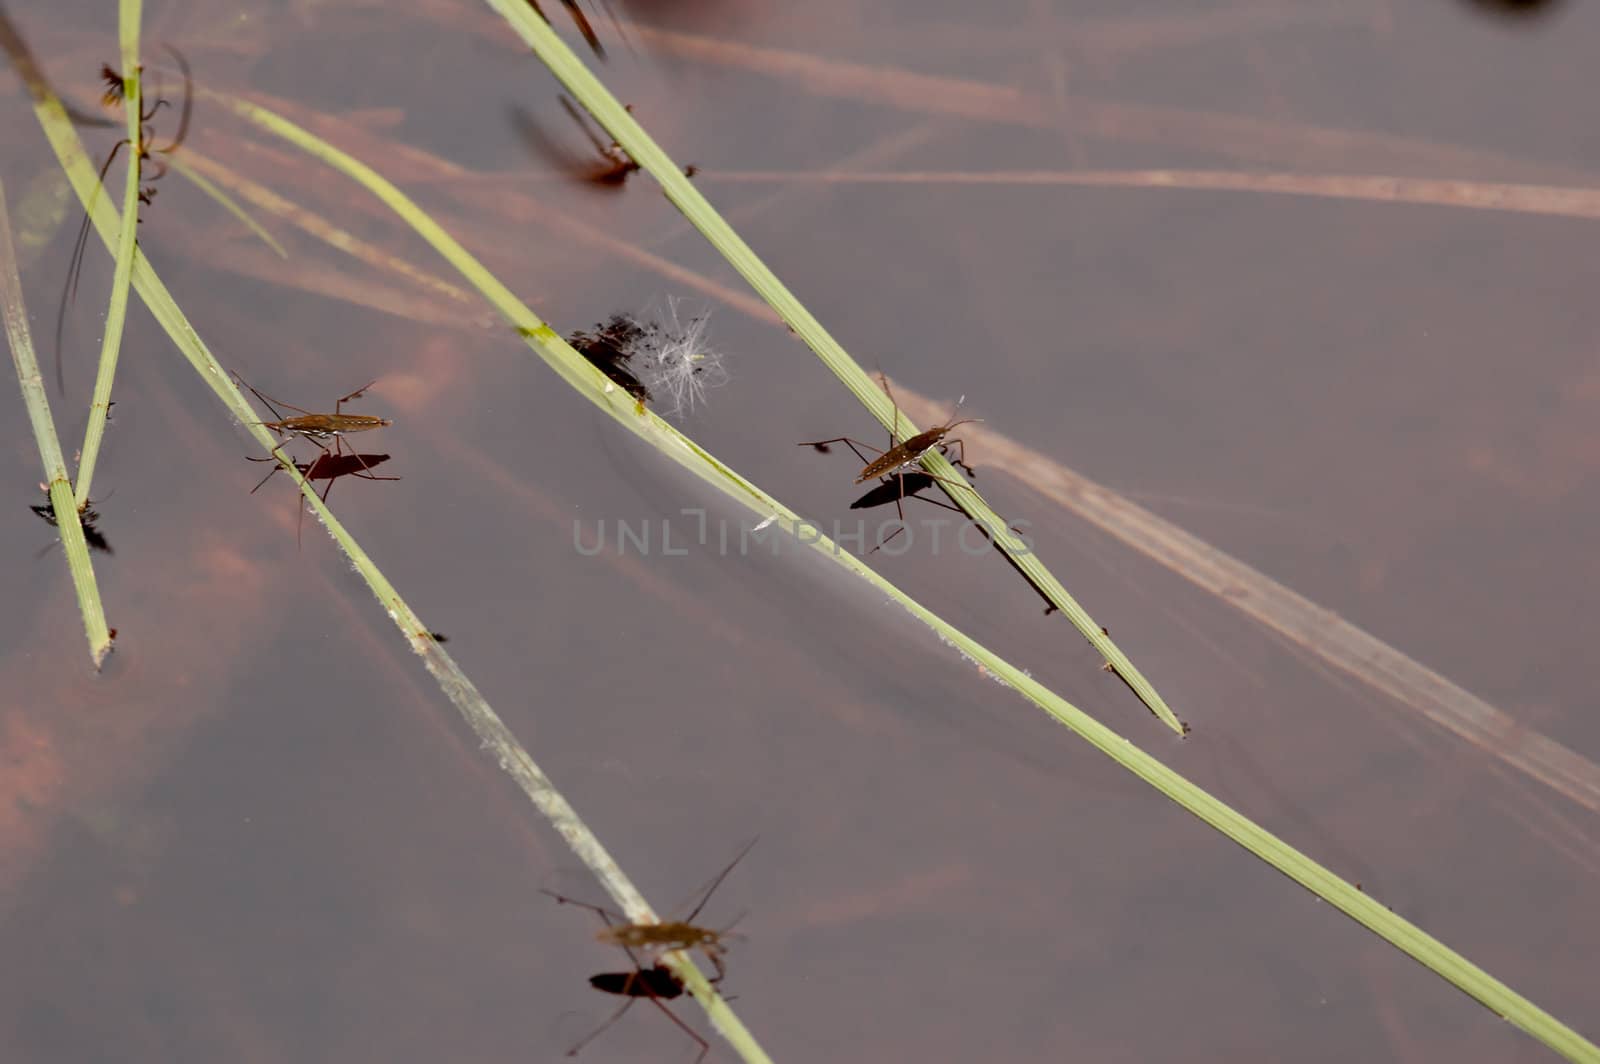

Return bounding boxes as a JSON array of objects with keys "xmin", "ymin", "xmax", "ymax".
[
  {"xmin": 597, "ymin": 920, "xmax": 729, "ymax": 977},
  {"xmin": 511, "ymin": 97, "xmax": 640, "ymax": 191},
  {"xmin": 262, "ymin": 411, "xmax": 392, "ymax": 442},
  {"xmin": 243, "ymin": 378, "xmax": 391, "ymax": 448},
  {"xmin": 562, "ymin": 96, "xmax": 639, "ymax": 185},
  {"xmin": 855, "ymin": 424, "xmax": 967, "ymax": 483},
  {"xmin": 588, "ymin": 154, "xmax": 638, "ymax": 186}
]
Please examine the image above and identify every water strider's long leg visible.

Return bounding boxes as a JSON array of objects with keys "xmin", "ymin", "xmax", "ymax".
[
  {"xmin": 54, "ymin": 140, "xmax": 132, "ymax": 394},
  {"xmin": 333, "ymin": 380, "xmax": 379, "ymax": 415},
  {"xmin": 797, "ymin": 436, "xmax": 885, "ymax": 461}
]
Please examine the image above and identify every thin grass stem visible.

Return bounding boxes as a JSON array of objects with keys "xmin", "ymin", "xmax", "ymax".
[
  {"xmin": 72, "ymin": 0, "xmax": 144, "ymax": 510},
  {"xmin": 0, "ymin": 178, "xmax": 112, "ymax": 667}
]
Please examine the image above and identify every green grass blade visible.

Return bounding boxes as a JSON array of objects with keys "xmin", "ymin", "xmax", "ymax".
[
  {"xmin": 0, "ymin": 178, "xmax": 113, "ymax": 667},
  {"xmin": 73, "ymin": 0, "xmax": 144, "ymax": 510},
  {"xmin": 214, "ymin": 88, "xmax": 1600, "ymax": 1062},
  {"xmin": 484, "ymin": 0, "xmax": 1183, "ymax": 735}
]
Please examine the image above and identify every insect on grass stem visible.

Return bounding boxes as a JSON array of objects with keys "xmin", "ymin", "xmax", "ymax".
[
  {"xmin": 800, "ymin": 373, "xmax": 986, "ymax": 550},
  {"xmin": 542, "ymin": 840, "xmax": 757, "ymax": 1061}
]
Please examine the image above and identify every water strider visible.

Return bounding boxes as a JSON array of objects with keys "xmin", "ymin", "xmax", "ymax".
[
  {"xmin": 237, "ymin": 374, "xmax": 393, "ymax": 458},
  {"xmin": 235, "ymin": 375, "xmax": 396, "ymax": 543},
  {"xmin": 543, "ymin": 840, "xmax": 756, "ymax": 1059},
  {"xmin": 800, "ymin": 372, "xmax": 986, "ymax": 549},
  {"xmin": 544, "ymin": 839, "xmax": 754, "ymax": 981}
]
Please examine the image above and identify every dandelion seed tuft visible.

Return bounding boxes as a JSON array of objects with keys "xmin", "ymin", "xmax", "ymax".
[
  {"xmin": 637, "ymin": 297, "xmax": 729, "ymax": 419},
  {"xmin": 568, "ymin": 298, "xmax": 729, "ymax": 419}
]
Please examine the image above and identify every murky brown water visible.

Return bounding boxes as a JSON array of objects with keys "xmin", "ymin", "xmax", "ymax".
[{"xmin": 2, "ymin": 0, "xmax": 1598, "ymax": 1060}]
